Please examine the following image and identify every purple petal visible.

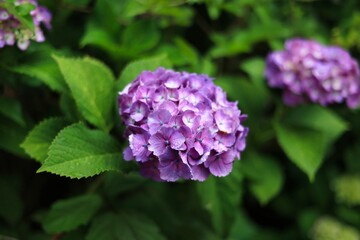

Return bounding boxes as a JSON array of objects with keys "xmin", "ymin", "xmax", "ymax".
[
  {"xmin": 158, "ymin": 100, "xmax": 178, "ymax": 116},
  {"xmin": 139, "ymin": 160, "xmax": 163, "ymax": 182},
  {"xmin": 148, "ymin": 133, "xmax": 166, "ymax": 156},
  {"xmin": 194, "ymin": 141, "xmax": 204, "ymax": 155},
  {"xmin": 129, "ymin": 134, "xmax": 151, "ymax": 162},
  {"xmin": 147, "ymin": 109, "xmax": 171, "ymax": 134},
  {"xmin": 158, "ymin": 149, "xmax": 192, "ymax": 181},
  {"xmin": 165, "ymin": 77, "xmax": 182, "ymax": 89},
  {"xmin": 191, "ymin": 164, "xmax": 210, "ymax": 181},
  {"xmin": 170, "ymin": 131, "xmax": 185, "ymax": 150},
  {"xmin": 182, "ymin": 110, "xmax": 200, "ymax": 130},
  {"xmin": 123, "ymin": 146, "xmax": 134, "ymax": 161},
  {"xmin": 214, "ymin": 110, "xmax": 233, "ymax": 133},
  {"xmin": 130, "ymin": 101, "xmax": 149, "ymax": 122},
  {"xmin": 205, "ymin": 151, "xmax": 235, "ymax": 177}
]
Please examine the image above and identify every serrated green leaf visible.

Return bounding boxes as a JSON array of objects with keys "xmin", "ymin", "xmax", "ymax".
[
  {"xmin": 241, "ymin": 152, "xmax": 283, "ymax": 204},
  {"xmin": 86, "ymin": 212, "xmax": 166, "ymax": 240},
  {"xmin": 21, "ymin": 117, "xmax": 69, "ymax": 162},
  {"xmin": 116, "ymin": 54, "xmax": 172, "ymax": 91},
  {"xmin": 43, "ymin": 194, "xmax": 103, "ymax": 233},
  {"xmin": 10, "ymin": 52, "xmax": 67, "ymax": 93},
  {"xmin": 275, "ymin": 106, "xmax": 347, "ymax": 180},
  {"xmin": 0, "ymin": 97, "xmax": 25, "ymax": 126},
  {"xmin": 53, "ymin": 55, "xmax": 115, "ymax": 131},
  {"xmin": 197, "ymin": 161, "xmax": 243, "ymax": 237},
  {"xmin": 37, "ymin": 123, "xmax": 123, "ymax": 178}
]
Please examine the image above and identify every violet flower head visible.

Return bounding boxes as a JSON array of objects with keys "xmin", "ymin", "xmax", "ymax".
[
  {"xmin": 118, "ymin": 67, "xmax": 249, "ymax": 182},
  {"xmin": 265, "ymin": 38, "xmax": 360, "ymax": 108},
  {"xmin": 0, "ymin": 0, "xmax": 52, "ymax": 50}
]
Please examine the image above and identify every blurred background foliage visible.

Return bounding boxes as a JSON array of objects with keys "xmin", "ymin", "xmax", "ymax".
[{"xmin": 1, "ymin": 0, "xmax": 360, "ymax": 239}]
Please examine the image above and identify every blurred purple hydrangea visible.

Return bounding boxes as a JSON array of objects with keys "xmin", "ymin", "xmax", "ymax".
[
  {"xmin": 118, "ymin": 67, "xmax": 248, "ymax": 182},
  {"xmin": 265, "ymin": 38, "xmax": 360, "ymax": 108},
  {"xmin": 0, "ymin": 0, "xmax": 51, "ymax": 50}
]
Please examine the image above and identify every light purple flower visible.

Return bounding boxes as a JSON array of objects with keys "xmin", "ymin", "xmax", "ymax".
[
  {"xmin": 158, "ymin": 148, "xmax": 192, "ymax": 182},
  {"xmin": 265, "ymin": 38, "xmax": 360, "ymax": 108},
  {"xmin": 118, "ymin": 67, "xmax": 249, "ymax": 182},
  {"xmin": 129, "ymin": 133, "xmax": 151, "ymax": 162},
  {"xmin": 148, "ymin": 127, "xmax": 186, "ymax": 156},
  {"xmin": 0, "ymin": 1, "xmax": 52, "ymax": 50},
  {"xmin": 205, "ymin": 150, "xmax": 235, "ymax": 177}
]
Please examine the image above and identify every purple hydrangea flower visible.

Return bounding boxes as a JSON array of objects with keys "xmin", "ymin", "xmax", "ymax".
[
  {"xmin": 0, "ymin": 1, "xmax": 51, "ymax": 50},
  {"xmin": 118, "ymin": 67, "xmax": 249, "ymax": 182},
  {"xmin": 265, "ymin": 38, "xmax": 360, "ymax": 108}
]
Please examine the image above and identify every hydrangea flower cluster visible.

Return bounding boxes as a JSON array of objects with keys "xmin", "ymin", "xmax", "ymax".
[
  {"xmin": 265, "ymin": 38, "xmax": 360, "ymax": 108},
  {"xmin": 118, "ymin": 67, "xmax": 248, "ymax": 182},
  {"xmin": 0, "ymin": 0, "xmax": 51, "ymax": 50}
]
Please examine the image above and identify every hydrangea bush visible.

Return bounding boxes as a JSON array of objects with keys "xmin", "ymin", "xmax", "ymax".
[
  {"xmin": 265, "ymin": 39, "xmax": 360, "ymax": 108},
  {"xmin": 118, "ymin": 68, "xmax": 248, "ymax": 181},
  {"xmin": 1, "ymin": 1, "xmax": 360, "ymax": 240},
  {"xmin": 0, "ymin": 0, "xmax": 51, "ymax": 50}
]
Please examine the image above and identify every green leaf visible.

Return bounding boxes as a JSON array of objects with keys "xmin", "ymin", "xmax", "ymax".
[
  {"xmin": 281, "ymin": 105, "xmax": 348, "ymax": 142},
  {"xmin": 0, "ymin": 176, "xmax": 23, "ymax": 226},
  {"xmin": 0, "ymin": 116, "xmax": 27, "ymax": 157},
  {"xmin": 43, "ymin": 194, "xmax": 103, "ymax": 233},
  {"xmin": 37, "ymin": 123, "xmax": 123, "ymax": 179},
  {"xmin": 117, "ymin": 54, "xmax": 172, "ymax": 91},
  {"xmin": 226, "ymin": 211, "xmax": 257, "ymax": 240},
  {"xmin": 80, "ymin": 20, "xmax": 121, "ymax": 57},
  {"xmin": 86, "ymin": 212, "xmax": 166, "ymax": 240},
  {"xmin": 275, "ymin": 106, "xmax": 348, "ymax": 180},
  {"xmin": 311, "ymin": 216, "xmax": 360, "ymax": 240},
  {"xmin": 241, "ymin": 152, "xmax": 283, "ymax": 204},
  {"xmin": 21, "ymin": 117, "xmax": 69, "ymax": 163},
  {"xmin": 10, "ymin": 51, "xmax": 67, "ymax": 93},
  {"xmin": 333, "ymin": 175, "xmax": 360, "ymax": 206},
  {"xmin": 15, "ymin": 3, "xmax": 36, "ymax": 16},
  {"xmin": 275, "ymin": 123, "xmax": 326, "ymax": 181},
  {"xmin": 53, "ymin": 55, "xmax": 115, "ymax": 131},
  {"xmin": 122, "ymin": 19, "xmax": 161, "ymax": 55},
  {"xmin": 197, "ymin": 161, "xmax": 243, "ymax": 237},
  {"xmin": 0, "ymin": 97, "xmax": 25, "ymax": 126}
]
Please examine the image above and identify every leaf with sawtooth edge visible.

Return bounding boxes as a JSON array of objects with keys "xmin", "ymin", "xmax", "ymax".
[{"xmin": 37, "ymin": 123, "xmax": 123, "ymax": 179}]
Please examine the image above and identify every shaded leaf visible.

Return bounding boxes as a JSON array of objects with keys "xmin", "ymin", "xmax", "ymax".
[
  {"xmin": 43, "ymin": 194, "xmax": 103, "ymax": 233},
  {"xmin": 197, "ymin": 161, "xmax": 243, "ymax": 237},
  {"xmin": 10, "ymin": 51, "xmax": 67, "ymax": 93},
  {"xmin": 275, "ymin": 106, "xmax": 347, "ymax": 180},
  {"xmin": 0, "ymin": 97, "xmax": 25, "ymax": 126},
  {"xmin": 21, "ymin": 117, "xmax": 69, "ymax": 162},
  {"xmin": 86, "ymin": 212, "xmax": 166, "ymax": 240},
  {"xmin": 241, "ymin": 152, "xmax": 283, "ymax": 204}
]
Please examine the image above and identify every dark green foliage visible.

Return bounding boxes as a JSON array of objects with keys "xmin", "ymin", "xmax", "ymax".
[{"xmin": 1, "ymin": 0, "xmax": 360, "ymax": 239}]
